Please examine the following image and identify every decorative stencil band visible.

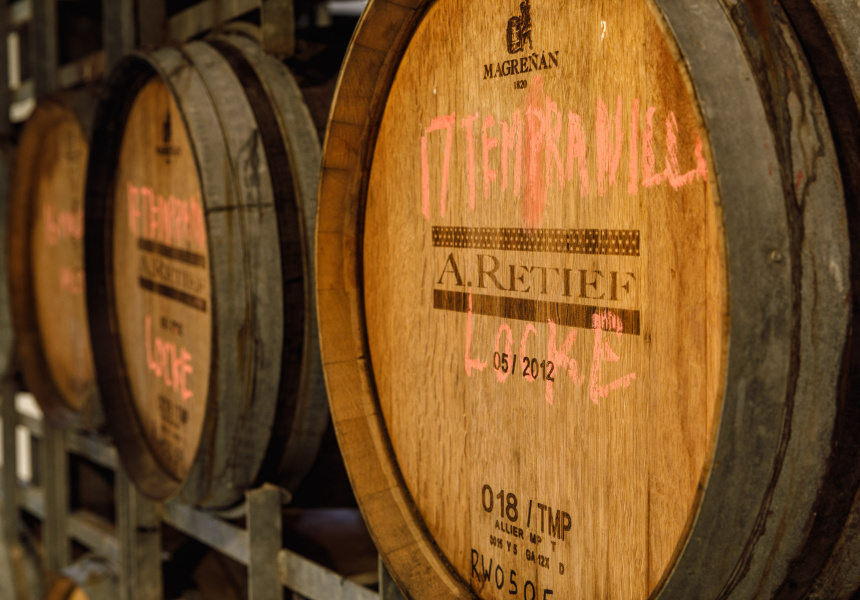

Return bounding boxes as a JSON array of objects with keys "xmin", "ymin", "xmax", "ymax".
[
  {"xmin": 139, "ymin": 277, "xmax": 207, "ymax": 312},
  {"xmin": 433, "ymin": 290, "xmax": 640, "ymax": 335},
  {"xmin": 138, "ymin": 237, "xmax": 206, "ymax": 267},
  {"xmin": 432, "ymin": 227, "xmax": 640, "ymax": 256}
]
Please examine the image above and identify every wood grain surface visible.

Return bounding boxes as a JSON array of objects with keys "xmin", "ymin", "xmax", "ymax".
[
  {"xmin": 9, "ymin": 100, "xmax": 95, "ymax": 421},
  {"xmin": 323, "ymin": 0, "xmax": 727, "ymax": 597},
  {"xmin": 111, "ymin": 77, "xmax": 211, "ymax": 483}
]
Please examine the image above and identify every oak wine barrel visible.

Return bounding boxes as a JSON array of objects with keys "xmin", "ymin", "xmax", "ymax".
[
  {"xmin": 8, "ymin": 94, "xmax": 100, "ymax": 427},
  {"xmin": 85, "ymin": 33, "xmax": 328, "ymax": 508},
  {"xmin": 316, "ymin": 0, "xmax": 854, "ymax": 598},
  {"xmin": 801, "ymin": 0, "xmax": 860, "ymax": 105}
]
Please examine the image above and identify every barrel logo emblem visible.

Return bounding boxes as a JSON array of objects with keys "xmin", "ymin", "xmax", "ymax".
[
  {"xmin": 163, "ymin": 110, "xmax": 172, "ymax": 143},
  {"xmin": 506, "ymin": 0, "xmax": 533, "ymax": 54},
  {"xmin": 484, "ymin": 0, "xmax": 560, "ymax": 83},
  {"xmin": 156, "ymin": 110, "xmax": 181, "ymax": 162}
]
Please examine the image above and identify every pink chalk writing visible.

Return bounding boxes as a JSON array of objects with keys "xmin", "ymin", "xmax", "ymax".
[
  {"xmin": 421, "ymin": 115, "xmax": 456, "ymax": 219},
  {"xmin": 466, "ymin": 308, "xmax": 636, "ymax": 405},
  {"xmin": 523, "ymin": 75, "xmax": 547, "ymax": 227},
  {"xmin": 546, "ymin": 319, "xmax": 585, "ymax": 405},
  {"xmin": 145, "ymin": 315, "xmax": 194, "ymax": 402},
  {"xmin": 501, "ymin": 110, "xmax": 523, "ymax": 196},
  {"xmin": 127, "ymin": 183, "xmax": 206, "ymax": 252},
  {"xmin": 420, "ymin": 94, "xmax": 707, "ymax": 220},
  {"xmin": 589, "ymin": 311, "xmax": 636, "ymax": 404},
  {"xmin": 464, "ymin": 289, "xmax": 487, "ymax": 376},
  {"xmin": 460, "ymin": 113, "xmax": 480, "ymax": 210},
  {"xmin": 43, "ymin": 205, "xmax": 83, "ymax": 246},
  {"xmin": 59, "ymin": 266, "xmax": 84, "ymax": 295},
  {"xmin": 544, "ymin": 94, "xmax": 564, "ymax": 188},
  {"xmin": 482, "ymin": 115, "xmax": 498, "ymax": 198},
  {"xmin": 596, "ymin": 95, "xmax": 623, "ymax": 196},
  {"xmin": 566, "ymin": 111, "xmax": 589, "ymax": 197},
  {"xmin": 628, "ymin": 98, "xmax": 639, "ymax": 195},
  {"xmin": 643, "ymin": 106, "xmax": 661, "ymax": 187}
]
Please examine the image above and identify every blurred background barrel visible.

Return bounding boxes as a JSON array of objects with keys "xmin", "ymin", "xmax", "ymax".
[
  {"xmin": 8, "ymin": 94, "xmax": 99, "ymax": 428},
  {"xmin": 765, "ymin": 1, "xmax": 860, "ymax": 598},
  {"xmin": 801, "ymin": 0, "xmax": 860, "ymax": 101},
  {"xmin": 85, "ymin": 31, "xmax": 332, "ymax": 509},
  {"xmin": 316, "ymin": 0, "xmax": 855, "ymax": 598}
]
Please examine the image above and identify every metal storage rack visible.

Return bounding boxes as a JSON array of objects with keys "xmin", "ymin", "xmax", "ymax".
[
  {"xmin": 0, "ymin": 0, "xmax": 401, "ymax": 598},
  {"xmin": 1, "ymin": 381, "xmax": 403, "ymax": 600}
]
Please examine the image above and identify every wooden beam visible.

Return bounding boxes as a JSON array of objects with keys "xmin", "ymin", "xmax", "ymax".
[
  {"xmin": 262, "ymin": 0, "xmax": 294, "ymax": 58},
  {"xmin": 103, "ymin": 0, "xmax": 135, "ymax": 70}
]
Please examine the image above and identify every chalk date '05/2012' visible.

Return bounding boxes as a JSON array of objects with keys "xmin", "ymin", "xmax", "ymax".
[{"xmin": 493, "ymin": 352, "xmax": 555, "ymax": 382}]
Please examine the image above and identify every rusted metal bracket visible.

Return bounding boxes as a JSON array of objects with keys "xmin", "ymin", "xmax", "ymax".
[{"xmin": 8, "ymin": 402, "xmax": 381, "ymax": 600}]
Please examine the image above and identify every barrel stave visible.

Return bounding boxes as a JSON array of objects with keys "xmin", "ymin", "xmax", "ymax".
[
  {"xmin": 208, "ymin": 32, "xmax": 330, "ymax": 493},
  {"xmin": 657, "ymin": 0, "xmax": 850, "ymax": 597},
  {"xmin": 770, "ymin": 0, "xmax": 860, "ymax": 597}
]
